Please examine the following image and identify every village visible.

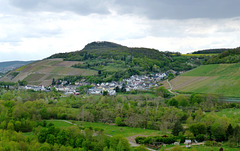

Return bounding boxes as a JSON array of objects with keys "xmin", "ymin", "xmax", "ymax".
[{"xmin": 19, "ymin": 72, "xmax": 172, "ymax": 96}]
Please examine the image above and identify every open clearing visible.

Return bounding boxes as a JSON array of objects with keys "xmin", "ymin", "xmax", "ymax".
[
  {"xmin": 164, "ymin": 63, "xmax": 240, "ymax": 97},
  {"xmin": 46, "ymin": 120, "xmax": 163, "ymax": 137}
]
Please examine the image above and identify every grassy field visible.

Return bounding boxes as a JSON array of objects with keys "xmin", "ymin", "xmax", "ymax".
[
  {"xmin": 167, "ymin": 63, "xmax": 240, "ymax": 97},
  {"xmin": 46, "ymin": 120, "xmax": 163, "ymax": 137},
  {"xmin": 213, "ymin": 108, "xmax": 240, "ymax": 124}
]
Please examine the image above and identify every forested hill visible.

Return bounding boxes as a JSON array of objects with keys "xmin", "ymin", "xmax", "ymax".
[
  {"xmin": 48, "ymin": 41, "xmax": 201, "ymax": 75},
  {"xmin": 192, "ymin": 48, "xmax": 228, "ymax": 54},
  {"xmin": 48, "ymin": 41, "xmax": 169, "ymax": 61},
  {"xmin": 205, "ymin": 47, "xmax": 240, "ymax": 64}
]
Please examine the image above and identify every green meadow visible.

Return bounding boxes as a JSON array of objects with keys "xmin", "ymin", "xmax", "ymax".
[{"xmin": 46, "ymin": 120, "xmax": 163, "ymax": 137}]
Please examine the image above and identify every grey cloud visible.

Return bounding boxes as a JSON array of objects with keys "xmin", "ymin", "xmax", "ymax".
[
  {"xmin": 7, "ymin": 0, "xmax": 240, "ymax": 19},
  {"xmin": 9, "ymin": 0, "xmax": 111, "ymax": 15},
  {"xmin": 114, "ymin": 0, "xmax": 240, "ymax": 19}
]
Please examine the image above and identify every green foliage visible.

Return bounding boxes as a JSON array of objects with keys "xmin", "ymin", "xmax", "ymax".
[
  {"xmin": 172, "ymin": 121, "xmax": 184, "ymax": 136},
  {"xmin": 190, "ymin": 94, "xmax": 202, "ymax": 104},
  {"xmin": 135, "ymin": 145, "xmax": 148, "ymax": 151},
  {"xmin": 195, "ymin": 134, "xmax": 205, "ymax": 142},
  {"xmin": 168, "ymin": 73, "xmax": 175, "ymax": 80},
  {"xmin": 168, "ymin": 98, "xmax": 178, "ymax": 107},
  {"xmin": 189, "ymin": 123, "xmax": 207, "ymax": 136},
  {"xmin": 156, "ymin": 86, "xmax": 171, "ymax": 98},
  {"xmin": 211, "ymin": 123, "xmax": 226, "ymax": 142},
  {"xmin": 205, "ymin": 47, "xmax": 240, "ymax": 64},
  {"xmin": 115, "ymin": 117, "xmax": 123, "ymax": 126},
  {"xmin": 226, "ymin": 124, "xmax": 234, "ymax": 140},
  {"xmin": 18, "ymin": 80, "xmax": 27, "ymax": 86},
  {"xmin": 110, "ymin": 135, "xmax": 130, "ymax": 151}
]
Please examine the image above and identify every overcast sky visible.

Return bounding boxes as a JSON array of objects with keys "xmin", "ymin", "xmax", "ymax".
[{"xmin": 1, "ymin": 0, "xmax": 240, "ymax": 61}]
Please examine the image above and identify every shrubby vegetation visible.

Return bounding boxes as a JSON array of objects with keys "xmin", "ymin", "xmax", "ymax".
[
  {"xmin": 0, "ymin": 86, "xmax": 239, "ymax": 149},
  {"xmin": 205, "ymin": 47, "xmax": 240, "ymax": 64}
]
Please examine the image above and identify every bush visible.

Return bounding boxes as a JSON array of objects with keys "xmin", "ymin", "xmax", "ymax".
[
  {"xmin": 143, "ymin": 137, "xmax": 153, "ymax": 144},
  {"xmin": 205, "ymin": 141, "xmax": 221, "ymax": 147},
  {"xmin": 195, "ymin": 134, "xmax": 205, "ymax": 142},
  {"xmin": 135, "ymin": 137, "xmax": 146, "ymax": 144}
]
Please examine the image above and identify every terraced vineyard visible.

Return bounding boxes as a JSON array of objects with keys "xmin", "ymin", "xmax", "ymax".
[
  {"xmin": 0, "ymin": 58, "xmax": 97, "ymax": 86},
  {"xmin": 162, "ymin": 63, "xmax": 240, "ymax": 97}
]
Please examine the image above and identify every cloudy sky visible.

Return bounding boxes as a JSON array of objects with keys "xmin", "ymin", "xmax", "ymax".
[{"xmin": 1, "ymin": 0, "xmax": 240, "ymax": 61}]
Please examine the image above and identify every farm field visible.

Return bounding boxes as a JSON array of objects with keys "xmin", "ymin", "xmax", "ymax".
[{"xmin": 165, "ymin": 63, "xmax": 240, "ymax": 97}]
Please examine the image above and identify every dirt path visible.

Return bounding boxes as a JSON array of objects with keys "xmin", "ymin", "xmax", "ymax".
[
  {"xmin": 126, "ymin": 135, "xmax": 156, "ymax": 151},
  {"xmin": 61, "ymin": 120, "xmax": 77, "ymax": 125},
  {"xmin": 167, "ymin": 79, "xmax": 178, "ymax": 95}
]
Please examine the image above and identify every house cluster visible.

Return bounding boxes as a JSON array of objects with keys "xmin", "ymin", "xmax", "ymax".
[
  {"xmin": 88, "ymin": 72, "xmax": 167, "ymax": 96},
  {"xmin": 19, "ymin": 72, "xmax": 171, "ymax": 96},
  {"xmin": 21, "ymin": 85, "xmax": 48, "ymax": 91}
]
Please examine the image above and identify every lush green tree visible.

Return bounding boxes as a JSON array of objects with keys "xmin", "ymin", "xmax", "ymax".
[
  {"xmin": 175, "ymin": 95, "xmax": 189, "ymax": 107},
  {"xmin": 172, "ymin": 121, "xmax": 184, "ymax": 136},
  {"xmin": 211, "ymin": 123, "xmax": 226, "ymax": 142},
  {"xmin": 156, "ymin": 86, "xmax": 171, "ymax": 98},
  {"xmin": 7, "ymin": 122, "xmax": 14, "ymax": 130},
  {"xmin": 115, "ymin": 117, "xmax": 123, "ymax": 126},
  {"xmin": 233, "ymin": 125, "xmax": 240, "ymax": 146},
  {"xmin": 38, "ymin": 128, "xmax": 48, "ymax": 143},
  {"xmin": 190, "ymin": 94, "xmax": 202, "ymax": 104},
  {"xmin": 18, "ymin": 80, "xmax": 27, "ymax": 86},
  {"xmin": 110, "ymin": 135, "xmax": 130, "ymax": 151},
  {"xmin": 46, "ymin": 134, "xmax": 55, "ymax": 145},
  {"xmin": 189, "ymin": 123, "xmax": 206, "ymax": 136},
  {"xmin": 226, "ymin": 124, "xmax": 234, "ymax": 140},
  {"xmin": 168, "ymin": 98, "xmax": 178, "ymax": 107}
]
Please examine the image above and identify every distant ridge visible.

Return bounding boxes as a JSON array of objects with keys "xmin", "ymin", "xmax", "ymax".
[
  {"xmin": 191, "ymin": 48, "xmax": 229, "ymax": 54},
  {"xmin": 0, "ymin": 60, "xmax": 36, "ymax": 73}
]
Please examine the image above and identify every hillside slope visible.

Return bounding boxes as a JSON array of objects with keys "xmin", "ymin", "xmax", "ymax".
[
  {"xmin": 1, "ymin": 41, "xmax": 202, "ymax": 86},
  {"xmin": 0, "ymin": 60, "xmax": 35, "ymax": 73},
  {"xmin": 163, "ymin": 63, "xmax": 240, "ymax": 97},
  {"xmin": 0, "ymin": 59, "xmax": 97, "ymax": 86}
]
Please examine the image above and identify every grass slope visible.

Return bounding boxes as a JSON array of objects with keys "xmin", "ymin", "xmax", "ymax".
[
  {"xmin": 0, "ymin": 58, "xmax": 97, "ymax": 86},
  {"xmin": 169, "ymin": 63, "xmax": 240, "ymax": 97}
]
